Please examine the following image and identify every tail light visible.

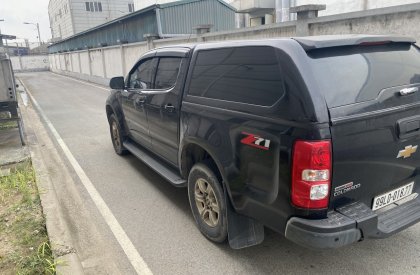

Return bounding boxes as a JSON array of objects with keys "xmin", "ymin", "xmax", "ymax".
[{"xmin": 291, "ymin": 140, "xmax": 332, "ymax": 209}]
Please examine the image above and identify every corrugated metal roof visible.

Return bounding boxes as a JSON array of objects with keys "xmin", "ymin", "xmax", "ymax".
[
  {"xmin": 159, "ymin": 0, "xmax": 235, "ymax": 34},
  {"xmin": 51, "ymin": 5, "xmax": 158, "ymax": 46},
  {"xmin": 48, "ymin": 0, "xmax": 236, "ymax": 53},
  {"xmin": 159, "ymin": 0, "xmax": 236, "ymax": 11}
]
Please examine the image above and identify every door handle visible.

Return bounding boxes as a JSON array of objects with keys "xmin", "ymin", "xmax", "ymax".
[{"xmin": 164, "ymin": 104, "xmax": 175, "ymax": 112}]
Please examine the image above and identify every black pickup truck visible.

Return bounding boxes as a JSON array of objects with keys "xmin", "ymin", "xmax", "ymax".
[{"xmin": 106, "ymin": 35, "xmax": 420, "ymax": 249}]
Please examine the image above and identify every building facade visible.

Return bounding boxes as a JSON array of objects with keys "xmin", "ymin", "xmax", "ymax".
[
  {"xmin": 134, "ymin": 0, "xmax": 174, "ymax": 10},
  {"xmin": 48, "ymin": 0, "xmax": 136, "ymax": 40}
]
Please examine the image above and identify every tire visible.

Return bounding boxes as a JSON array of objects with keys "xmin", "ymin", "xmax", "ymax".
[
  {"xmin": 109, "ymin": 114, "xmax": 128, "ymax": 155},
  {"xmin": 188, "ymin": 161, "xmax": 228, "ymax": 243}
]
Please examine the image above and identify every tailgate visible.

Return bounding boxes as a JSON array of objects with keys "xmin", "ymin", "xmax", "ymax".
[
  {"xmin": 307, "ymin": 42, "xmax": 420, "ymax": 210},
  {"xmin": 329, "ymin": 85, "xmax": 420, "ymax": 209}
]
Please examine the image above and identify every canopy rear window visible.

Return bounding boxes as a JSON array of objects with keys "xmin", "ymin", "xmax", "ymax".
[{"xmin": 308, "ymin": 43, "xmax": 420, "ymax": 108}]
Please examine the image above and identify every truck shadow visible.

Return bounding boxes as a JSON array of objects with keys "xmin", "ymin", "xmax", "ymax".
[
  {"xmin": 124, "ymin": 154, "xmax": 193, "ymax": 218},
  {"xmin": 123, "ymin": 154, "xmax": 419, "ymax": 275},
  {"xmin": 218, "ymin": 222, "xmax": 419, "ymax": 274}
]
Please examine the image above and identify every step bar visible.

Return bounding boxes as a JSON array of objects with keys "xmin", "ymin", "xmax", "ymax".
[{"xmin": 123, "ymin": 140, "xmax": 187, "ymax": 187}]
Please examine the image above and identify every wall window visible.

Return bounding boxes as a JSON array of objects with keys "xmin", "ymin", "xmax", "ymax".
[
  {"xmin": 85, "ymin": 2, "xmax": 102, "ymax": 12},
  {"xmin": 188, "ymin": 46, "xmax": 284, "ymax": 106},
  {"xmin": 128, "ymin": 3, "xmax": 135, "ymax": 12},
  {"xmin": 64, "ymin": 4, "xmax": 68, "ymax": 14},
  {"xmin": 154, "ymin": 58, "xmax": 182, "ymax": 89}
]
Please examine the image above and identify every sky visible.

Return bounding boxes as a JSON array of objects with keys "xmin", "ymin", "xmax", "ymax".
[{"xmin": 0, "ymin": 0, "xmax": 51, "ymax": 46}]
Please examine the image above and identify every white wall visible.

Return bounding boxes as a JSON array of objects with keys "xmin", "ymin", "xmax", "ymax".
[
  {"xmin": 103, "ymin": 47, "xmax": 123, "ymax": 78},
  {"xmin": 295, "ymin": 0, "xmax": 420, "ymax": 16},
  {"xmin": 124, "ymin": 43, "xmax": 148, "ymax": 73},
  {"xmin": 89, "ymin": 49, "xmax": 104, "ymax": 77},
  {"xmin": 10, "ymin": 55, "xmax": 50, "ymax": 72},
  {"xmin": 80, "ymin": 51, "xmax": 90, "ymax": 74},
  {"xmin": 48, "ymin": 41, "xmax": 149, "ymax": 85},
  {"xmin": 71, "ymin": 52, "xmax": 80, "ymax": 73}
]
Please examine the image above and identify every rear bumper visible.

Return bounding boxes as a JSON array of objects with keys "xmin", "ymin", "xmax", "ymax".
[{"xmin": 285, "ymin": 195, "xmax": 420, "ymax": 249}]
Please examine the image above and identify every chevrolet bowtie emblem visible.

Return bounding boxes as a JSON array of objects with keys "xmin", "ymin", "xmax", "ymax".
[{"xmin": 397, "ymin": 145, "xmax": 418, "ymax": 159}]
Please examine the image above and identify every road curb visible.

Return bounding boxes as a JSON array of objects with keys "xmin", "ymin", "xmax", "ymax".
[{"xmin": 18, "ymin": 78, "xmax": 85, "ymax": 275}]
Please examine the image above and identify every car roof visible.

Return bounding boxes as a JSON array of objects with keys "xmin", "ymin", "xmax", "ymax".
[
  {"xmin": 153, "ymin": 38, "xmax": 292, "ymax": 52},
  {"xmin": 152, "ymin": 34, "xmax": 416, "ymax": 53},
  {"xmin": 292, "ymin": 34, "xmax": 416, "ymax": 51}
]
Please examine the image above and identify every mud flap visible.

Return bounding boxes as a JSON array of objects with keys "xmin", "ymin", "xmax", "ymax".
[{"xmin": 225, "ymin": 189, "xmax": 265, "ymax": 249}]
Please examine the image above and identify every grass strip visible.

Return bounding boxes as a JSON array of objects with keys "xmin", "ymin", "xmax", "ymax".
[{"xmin": 0, "ymin": 165, "xmax": 59, "ymax": 274}]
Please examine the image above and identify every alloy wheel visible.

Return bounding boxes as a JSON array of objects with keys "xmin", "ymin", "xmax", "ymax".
[
  {"xmin": 194, "ymin": 178, "xmax": 220, "ymax": 227},
  {"xmin": 111, "ymin": 121, "xmax": 121, "ymax": 148}
]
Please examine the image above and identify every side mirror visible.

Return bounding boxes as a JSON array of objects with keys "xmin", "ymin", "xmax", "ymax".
[{"xmin": 109, "ymin": 76, "xmax": 125, "ymax": 89}]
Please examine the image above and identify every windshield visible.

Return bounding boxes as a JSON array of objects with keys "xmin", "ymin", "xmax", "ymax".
[{"xmin": 308, "ymin": 43, "xmax": 420, "ymax": 108}]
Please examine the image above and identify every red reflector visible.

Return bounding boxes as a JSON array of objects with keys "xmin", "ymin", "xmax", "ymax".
[{"xmin": 291, "ymin": 140, "xmax": 332, "ymax": 209}]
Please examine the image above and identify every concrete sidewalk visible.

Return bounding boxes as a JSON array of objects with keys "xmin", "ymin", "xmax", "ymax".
[{"xmin": 0, "ymin": 123, "xmax": 29, "ymax": 172}]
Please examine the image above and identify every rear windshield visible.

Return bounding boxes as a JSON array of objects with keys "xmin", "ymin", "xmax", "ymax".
[{"xmin": 308, "ymin": 43, "xmax": 420, "ymax": 108}]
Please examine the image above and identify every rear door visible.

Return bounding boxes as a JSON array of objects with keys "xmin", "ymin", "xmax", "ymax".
[
  {"xmin": 308, "ymin": 43, "xmax": 420, "ymax": 210},
  {"xmin": 145, "ymin": 49, "xmax": 188, "ymax": 165}
]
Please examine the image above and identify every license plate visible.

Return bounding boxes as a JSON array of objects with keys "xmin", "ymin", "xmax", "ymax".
[{"xmin": 372, "ymin": 182, "xmax": 415, "ymax": 211}]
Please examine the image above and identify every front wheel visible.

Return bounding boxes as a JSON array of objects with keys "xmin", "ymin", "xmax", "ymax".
[
  {"xmin": 109, "ymin": 114, "xmax": 128, "ymax": 155},
  {"xmin": 188, "ymin": 162, "xmax": 227, "ymax": 243}
]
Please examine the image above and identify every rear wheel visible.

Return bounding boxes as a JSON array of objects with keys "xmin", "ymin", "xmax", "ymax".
[
  {"xmin": 188, "ymin": 162, "xmax": 227, "ymax": 243},
  {"xmin": 109, "ymin": 114, "xmax": 128, "ymax": 155}
]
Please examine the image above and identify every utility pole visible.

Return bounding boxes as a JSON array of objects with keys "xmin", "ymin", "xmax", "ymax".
[
  {"xmin": 36, "ymin": 23, "xmax": 41, "ymax": 45},
  {"xmin": 0, "ymin": 19, "xmax": 4, "ymax": 47},
  {"xmin": 23, "ymin": 21, "xmax": 42, "ymax": 45}
]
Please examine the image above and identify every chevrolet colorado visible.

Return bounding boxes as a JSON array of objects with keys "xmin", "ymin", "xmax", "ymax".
[{"xmin": 106, "ymin": 35, "xmax": 420, "ymax": 249}]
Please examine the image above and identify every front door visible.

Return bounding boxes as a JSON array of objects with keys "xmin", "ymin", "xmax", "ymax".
[
  {"xmin": 121, "ymin": 55, "xmax": 157, "ymax": 149},
  {"xmin": 146, "ymin": 56, "xmax": 184, "ymax": 165}
]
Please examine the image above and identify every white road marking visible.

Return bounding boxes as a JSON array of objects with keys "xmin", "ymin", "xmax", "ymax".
[
  {"xmin": 50, "ymin": 71, "xmax": 109, "ymax": 91},
  {"xmin": 22, "ymin": 81, "xmax": 153, "ymax": 275}
]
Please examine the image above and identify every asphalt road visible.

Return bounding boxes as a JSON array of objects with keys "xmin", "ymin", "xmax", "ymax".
[{"xmin": 18, "ymin": 72, "xmax": 420, "ymax": 275}]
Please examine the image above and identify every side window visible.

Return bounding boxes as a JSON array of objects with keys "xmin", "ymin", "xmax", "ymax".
[
  {"xmin": 128, "ymin": 58, "xmax": 156, "ymax": 89},
  {"xmin": 154, "ymin": 57, "xmax": 182, "ymax": 89},
  {"xmin": 188, "ymin": 46, "xmax": 284, "ymax": 106}
]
